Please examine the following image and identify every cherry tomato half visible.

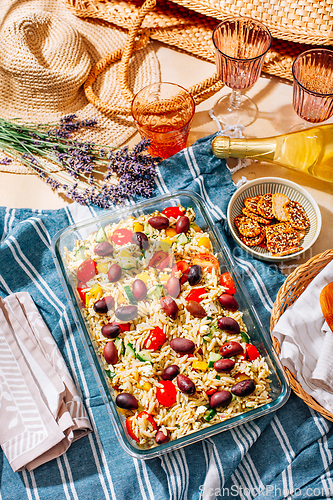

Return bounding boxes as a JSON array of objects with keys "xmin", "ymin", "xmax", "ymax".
[
  {"xmin": 126, "ymin": 411, "xmax": 157, "ymax": 443},
  {"xmin": 111, "ymin": 228, "xmax": 133, "ymax": 246},
  {"xmin": 139, "ymin": 411, "xmax": 157, "ymax": 429},
  {"xmin": 126, "ymin": 416, "xmax": 140, "ymax": 442},
  {"xmin": 77, "ymin": 259, "xmax": 97, "ymax": 282},
  {"xmin": 206, "ymin": 388, "xmax": 218, "ymax": 397},
  {"xmin": 144, "ymin": 327, "xmax": 166, "ymax": 350},
  {"xmin": 162, "ymin": 206, "xmax": 185, "ymax": 219},
  {"xmin": 246, "ymin": 343, "xmax": 260, "ymax": 362},
  {"xmin": 185, "ymin": 287, "xmax": 207, "ymax": 303},
  {"xmin": 171, "ymin": 260, "xmax": 191, "ymax": 284},
  {"xmin": 170, "ymin": 261, "xmax": 189, "ymax": 285},
  {"xmin": 180, "ymin": 267, "xmax": 190, "ymax": 285},
  {"xmin": 156, "ymin": 380, "xmax": 177, "ymax": 407},
  {"xmin": 192, "ymin": 254, "xmax": 220, "ymax": 274},
  {"xmin": 157, "ymin": 253, "xmax": 174, "ymax": 271},
  {"xmin": 77, "ymin": 282, "xmax": 89, "ymax": 305},
  {"xmin": 112, "ymin": 322, "xmax": 131, "ymax": 333},
  {"xmin": 220, "ymin": 272, "xmax": 236, "ymax": 295},
  {"xmin": 148, "ymin": 251, "xmax": 168, "ymax": 268},
  {"xmin": 171, "ymin": 260, "xmax": 189, "ymax": 276}
]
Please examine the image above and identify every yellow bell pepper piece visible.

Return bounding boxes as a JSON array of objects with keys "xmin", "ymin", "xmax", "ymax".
[
  {"xmin": 86, "ymin": 283, "xmax": 103, "ymax": 304},
  {"xmin": 134, "ymin": 222, "xmax": 144, "ymax": 232},
  {"xmin": 119, "ymin": 408, "xmax": 129, "ymax": 415},
  {"xmin": 234, "ymin": 373, "xmax": 249, "ymax": 382},
  {"xmin": 119, "ymin": 248, "xmax": 132, "ymax": 258},
  {"xmin": 191, "ymin": 223, "xmax": 202, "ymax": 232},
  {"xmin": 158, "ymin": 273, "xmax": 170, "ymax": 284},
  {"xmin": 138, "ymin": 380, "xmax": 152, "ymax": 391},
  {"xmin": 198, "ymin": 236, "xmax": 211, "ymax": 249},
  {"xmin": 117, "ymin": 291, "xmax": 126, "ymax": 304},
  {"xmin": 163, "ymin": 237, "xmax": 173, "ymax": 246},
  {"xmin": 136, "ymin": 271, "xmax": 150, "ymax": 283},
  {"xmin": 159, "ymin": 241, "xmax": 171, "ymax": 252},
  {"xmin": 165, "ymin": 227, "xmax": 177, "ymax": 237},
  {"xmin": 96, "ymin": 261, "xmax": 109, "ymax": 274},
  {"xmin": 192, "ymin": 360, "xmax": 208, "ymax": 371}
]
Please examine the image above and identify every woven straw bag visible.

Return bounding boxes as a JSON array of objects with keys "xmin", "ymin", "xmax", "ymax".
[
  {"xmin": 270, "ymin": 249, "xmax": 333, "ymax": 422},
  {"xmin": 168, "ymin": 0, "xmax": 333, "ymax": 46},
  {"xmin": 68, "ymin": 0, "xmax": 317, "ymax": 117}
]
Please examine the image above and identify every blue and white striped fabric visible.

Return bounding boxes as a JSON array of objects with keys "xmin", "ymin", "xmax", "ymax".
[{"xmin": 1, "ymin": 133, "xmax": 333, "ymax": 500}]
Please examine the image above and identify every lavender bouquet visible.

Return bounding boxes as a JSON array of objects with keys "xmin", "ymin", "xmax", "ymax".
[{"xmin": 0, "ymin": 115, "xmax": 160, "ymax": 208}]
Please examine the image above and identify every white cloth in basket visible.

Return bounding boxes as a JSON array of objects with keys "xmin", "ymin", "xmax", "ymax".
[{"xmin": 272, "ymin": 259, "xmax": 333, "ymax": 413}]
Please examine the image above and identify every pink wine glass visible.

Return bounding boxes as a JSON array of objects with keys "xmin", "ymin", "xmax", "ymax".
[
  {"xmin": 212, "ymin": 17, "xmax": 272, "ymax": 127},
  {"xmin": 292, "ymin": 48, "xmax": 333, "ymax": 125}
]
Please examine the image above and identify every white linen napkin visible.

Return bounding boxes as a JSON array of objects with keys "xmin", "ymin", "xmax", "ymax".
[
  {"xmin": 0, "ymin": 292, "xmax": 92, "ymax": 472},
  {"xmin": 272, "ymin": 259, "xmax": 333, "ymax": 413},
  {"xmin": 311, "ymin": 321, "xmax": 333, "ymax": 392}
]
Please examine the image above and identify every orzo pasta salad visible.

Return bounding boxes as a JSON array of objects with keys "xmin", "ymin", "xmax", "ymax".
[{"xmin": 66, "ymin": 205, "xmax": 271, "ymax": 448}]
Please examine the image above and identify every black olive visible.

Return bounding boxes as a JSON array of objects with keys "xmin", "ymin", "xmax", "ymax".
[
  {"xmin": 132, "ymin": 232, "xmax": 149, "ymax": 250},
  {"xmin": 187, "ymin": 265, "xmax": 202, "ymax": 286}
]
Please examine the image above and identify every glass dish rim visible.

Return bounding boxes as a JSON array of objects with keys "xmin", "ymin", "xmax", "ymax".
[{"xmin": 51, "ymin": 189, "xmax": 291, "ymax": 459}]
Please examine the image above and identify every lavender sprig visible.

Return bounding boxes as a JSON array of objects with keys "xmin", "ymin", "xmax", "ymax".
[{"xmin": 0, "ymin": 115, "xmax": 161, "ymax": 208}]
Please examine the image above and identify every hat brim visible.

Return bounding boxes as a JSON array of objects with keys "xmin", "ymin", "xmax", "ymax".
[{"xmin": 0, "ymin": 0, "xmax": 160, "ymax": 164}]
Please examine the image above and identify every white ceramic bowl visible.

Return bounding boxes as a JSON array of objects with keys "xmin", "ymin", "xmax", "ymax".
[{"xmin": 227, "ymin": 177, "xmax": 322, "ymax": 262}]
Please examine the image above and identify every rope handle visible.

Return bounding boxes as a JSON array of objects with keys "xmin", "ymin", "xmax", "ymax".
[{"xmin": 84, "ymin": 0, "xmax": 223, "ymax": 117}]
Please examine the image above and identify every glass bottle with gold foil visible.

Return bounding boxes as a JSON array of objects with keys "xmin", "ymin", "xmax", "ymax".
[{"xmin": 212, "ymin": 124, "xmax": 333, "ymax": 183}]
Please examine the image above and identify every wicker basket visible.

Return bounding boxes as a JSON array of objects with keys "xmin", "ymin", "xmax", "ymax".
[
  {"xmin": 270, "ymin": 249, "xmax": 333, "ymax": 422},
  {"xmin": 67, "ymin": 0, "xmax": 331, "ymax": 76}
]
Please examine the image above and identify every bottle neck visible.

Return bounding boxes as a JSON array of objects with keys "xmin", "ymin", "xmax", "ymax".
[{"xmin": 212, "ymin": 136, "xmax": 277, "ymax": 161}]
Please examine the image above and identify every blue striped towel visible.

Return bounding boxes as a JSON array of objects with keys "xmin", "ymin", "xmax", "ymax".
[{"xmin": 1, "ymin": 133, "xmax": 332, "ymax": 500}]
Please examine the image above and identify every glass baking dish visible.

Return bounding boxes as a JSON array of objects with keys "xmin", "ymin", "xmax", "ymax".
[{"xmin": 51, "ymin": 190, "xmax": 290, "ymax": 459}]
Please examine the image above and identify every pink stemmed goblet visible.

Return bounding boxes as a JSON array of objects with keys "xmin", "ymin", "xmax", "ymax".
[
  {"xmin": 212, "ymin": 17, "xmax": 272, "ymax": 127},
  {"xmin": 292, "ymin": 48, "xmax": 333, "ymax": 126}
]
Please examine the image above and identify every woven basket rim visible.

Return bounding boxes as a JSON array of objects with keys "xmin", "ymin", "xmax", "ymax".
[{"xmin": 270, "ymin": 249, "xmax": 333, "ymax": 421}]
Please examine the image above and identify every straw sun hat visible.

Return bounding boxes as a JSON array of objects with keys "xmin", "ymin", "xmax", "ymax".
[{"xmin": 0, "ymin": 0, "xmax": 160, "ymax": 173}]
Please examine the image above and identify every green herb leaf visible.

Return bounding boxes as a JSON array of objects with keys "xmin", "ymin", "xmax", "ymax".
[
  {"xmin": 105, "ymin": 369, "xmax": 116, "ymax": 379},
  {"xmin": 240, "ymin": 331, "xmax": 250, "ymax": 343}
]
